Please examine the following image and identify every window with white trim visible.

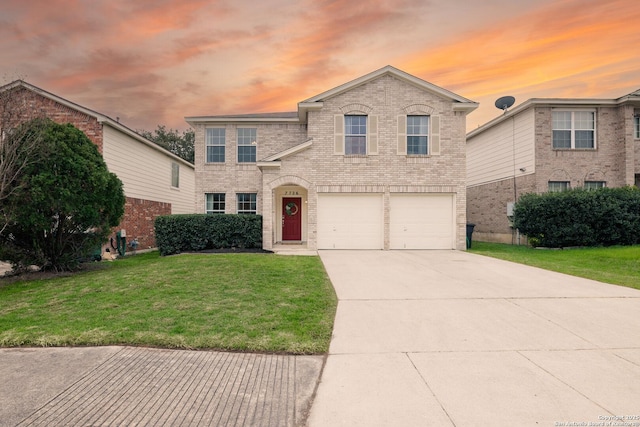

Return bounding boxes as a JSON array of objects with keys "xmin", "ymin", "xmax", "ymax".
[
  {"xmin": 237, "ymin": 193, "xmax": 257, "ymax": 214},
  {"xmin": 345, "ymin": 115, "xmax": 367, "ymax": 155},
  {"xmin": 206, "ymin": 128, "xmax": 225, "ymax": 163},
  {"xmin": 407, "ymin": 115, "xmax": 429, "ymax": 155},
  {"xmin": 635, "ymin": 116, "xmax": 639, "ymax": 139},
  {"xmin": 552, "ymin": 111, "xmax": 595, "ymax": 149},
  {"xmin": 548, "ymin": 181, "xmax": 570, "ymax": 192},
  {"xmin": 205, "ymin": 193, "xmax": 225, "ymax": 214},
  {"xmin": 237, "ymin": 128, "xmax": 257, "ymax": 163},
  {"xmin": 584, "ymin": 181, "xmax": 606, "ymax": 190},
  {"xmin": 171, "ymin": 162, "xmax": 179, "ymax": 188}
]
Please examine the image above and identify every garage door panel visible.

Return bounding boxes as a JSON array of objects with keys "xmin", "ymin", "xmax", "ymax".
[
  {"xmin": 390, "ymin": 194, "xmax": 454, "ymax": 249},
  {"xmin": 318, "ymin": 194, "xmax": 383, "ymax": 249}
]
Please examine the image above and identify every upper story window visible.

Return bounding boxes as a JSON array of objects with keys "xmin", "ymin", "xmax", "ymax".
[
  {"xmin": 171, "ymin": 162, "xmax": 179, "ymax": 188},
  {"xmin": 552, "ymin": 111, "xmax": 595, "ymax": 149},
  {"xmin": 237, "ymin": 128, "xmax": 257, "ymax": 163},
  {"xmin": 237, "ymin": 193, "xmax": 257, "ymax": 214},
  {"xmin": 345, "ymin": 115, "xmax": 367, "ymax": 155},
  {"xmin": 548, "ymin": 181, "xmax": 570, "ymax": 192},
  {"xmin": 205, "ymin": 193, "xmax": 225, "ymax": 214},
  {"xmin": 206, "ymin": 128, "xmax": 225, "ymax": 163},
  {"xmin": 635, "ymin": 116, "xmax": 639, "ymax": 139},
  {"xmin": 407, "ymin": 115, "xmax": 429, "ymax": 155}
]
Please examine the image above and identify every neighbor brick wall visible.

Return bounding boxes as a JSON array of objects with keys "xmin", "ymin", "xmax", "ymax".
[
  {"xmin": 1, "ymin": 86, "xmax": 104, "ymax": 152},
  {"xmin": 467, "ymin": 174, "xmax": 536, "ymax": 244},
  {"xmin": 114, "ymin": 197, "xmax": 171, "ymax": 250}
]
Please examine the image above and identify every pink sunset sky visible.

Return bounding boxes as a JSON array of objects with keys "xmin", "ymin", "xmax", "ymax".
[{"xmin": 1, "ymin": 0, "xmax": 638, "ymax": 133}]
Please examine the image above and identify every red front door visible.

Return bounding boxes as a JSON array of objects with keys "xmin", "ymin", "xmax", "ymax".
[{"xmin": 282, "ymin": 197, "xmax": 302, "ymax": 241}]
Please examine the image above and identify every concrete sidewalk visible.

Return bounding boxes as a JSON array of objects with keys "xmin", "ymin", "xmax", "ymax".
[
  {"xmin": 0, "ymin": 346, "xmax": 322, "ymax": 426},
  {"xmin": 309, "ymin": 250, "xmax": 640, "ymax": 427}
]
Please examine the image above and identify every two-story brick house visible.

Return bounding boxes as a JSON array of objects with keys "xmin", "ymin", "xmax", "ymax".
[
  {"xmin": 0, "ymin": 80, "xmax": 196, "ymax": 251},
  {"xmin": 466, "ymin": 90, "xmax": 640, "ymax": 244},
  {"xmin": 187, "ymin": 66, "xmax": 478, "ymax": 250}
]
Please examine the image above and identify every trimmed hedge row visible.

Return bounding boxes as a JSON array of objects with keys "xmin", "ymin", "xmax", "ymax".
[
  {"xmin": 154, "ymin": 214, "xmax": 262, "ymax": 256},
  {"xmin": 513, "ymin": 187, "xmax": 640, "ymax": 248}
]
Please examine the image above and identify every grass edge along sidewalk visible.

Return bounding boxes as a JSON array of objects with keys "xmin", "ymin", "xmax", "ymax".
[
  {"xmin": 0, "ymin": 252, "xmax": 337, "ymax": 354},
  {"xmin": 470, "ymin": 242, "xmax": 640, "ymax": 291}
]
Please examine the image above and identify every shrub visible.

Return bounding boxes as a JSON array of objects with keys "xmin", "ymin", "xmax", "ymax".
[
  {"xmin": 155, "ymin": 214, "xmax": 263, "ymax": 255},
  {"xmin": 513, "ymin": 187, "xmax": 640, "ymax": 248},
  {"xmin": 0, "ymin": 119, "xmax": 125, "ymax": 271}
]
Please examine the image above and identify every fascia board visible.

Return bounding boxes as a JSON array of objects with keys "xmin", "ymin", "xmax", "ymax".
[
  {"xmin": 257, "ymin": 161, "xmax": 281, "ymax": 169},
  {"xmin": 185, "ymin": 116, "xmax": 300, "ymax": 125}
]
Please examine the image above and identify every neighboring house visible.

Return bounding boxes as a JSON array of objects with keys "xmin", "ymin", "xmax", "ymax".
[
  {"xmin": 186, "ymin": 66, "xmax": 478, "ymax": 251},
  {"xmin": 466, "ymin": 89, "xmax": 640, "ymax": 244},
  {"xmin": 0, "ymin": 81, "xmax": 196, "ymax": 250}
]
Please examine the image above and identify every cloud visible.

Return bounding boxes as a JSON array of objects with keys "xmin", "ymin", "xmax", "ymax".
[
  {"xmin": 2, "ymin": 0, "xmax": 638, "ymax": 133},
  {"xmin": 397, "ymin": 0, "xmax": 640, "ymax": 127},
  {"xmin": 224, "ymin": 0, "xmax": 431, "ymax": 113}
]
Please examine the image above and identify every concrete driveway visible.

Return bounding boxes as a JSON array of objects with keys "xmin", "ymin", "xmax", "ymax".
[{"xmin": 309, "ymin": 250, "xmax": 640, "ymax": 427}]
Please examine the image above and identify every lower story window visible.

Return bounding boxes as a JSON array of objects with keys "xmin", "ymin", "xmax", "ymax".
[
  {"xmin": 548, "ymin": 181, "xmax": 570, "ymax": 192},
  {"xmin": 584, "ymin": 181, "xmax": 606, "ymax": 190},
  {"xmin": 237, "ymin": 193, "xmax": 257, "ymax": 214},
  {"xmin": 205, "ymin": 193, "xmax": 225, "ymax": 214}
]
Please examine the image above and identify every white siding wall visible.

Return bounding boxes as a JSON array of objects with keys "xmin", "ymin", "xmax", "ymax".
[
  {"xmin": 467, "ymin": 108, "xmax": 536, "ymax": 187},
  {"xmin": 102, "ymin": 125, "xmax": 196, "ymax": 214}
]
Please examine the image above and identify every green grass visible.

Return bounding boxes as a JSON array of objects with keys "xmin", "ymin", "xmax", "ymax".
[
  {"xmin": 469, "ymin": 242, "xmax": 640, "ymax": 290},
  {"xmin": 0, "ymin": 252, "xmax": 337, "ymax": 354}
]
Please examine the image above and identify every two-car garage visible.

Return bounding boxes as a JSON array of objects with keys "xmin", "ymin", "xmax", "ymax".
[{"xmin": 317, "ymin": 193, "xmax": 455, "ymax": 250}]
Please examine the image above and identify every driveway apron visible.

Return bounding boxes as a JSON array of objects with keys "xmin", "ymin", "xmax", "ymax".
[{"xmin": 309, "ymin": 250, "xmax": 640, "ymax": 427}]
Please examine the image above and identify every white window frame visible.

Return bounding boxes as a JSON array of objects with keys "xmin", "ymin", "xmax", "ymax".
[
  {"xmin": 407, "ymin": 115, "xmax": 429, "ymax": 155},
  {"xmin": 345, "ymin": 115, "xmax": 367, "ymax": 155},
  {"xmin": 635, "ymin": 116, "xmax": 640, "ymax": 139},
  {"xmin": 237, "ymin": 193, "xmax": 257, "ymax": 214},
  {"xmin": 206, "ymin": 128, "xmax": 225, "ymax": 163},
  {"xmin": 171, "ymin": 162, "xmax": 179, "ymax": 188},
  {"xmin": 552, "ymin": 110, "xmax": 596, "ymax": 149},
  {"xmin": 205, "ymin": 193, "xmax": 225, "ymax": 214},
  {"xmin": 237, "ymin": 128, "xmax": 257, "ymax": 163},
  {"xmin": 548, "ymin": 181, "xmax": 570, "ymax": 192}
]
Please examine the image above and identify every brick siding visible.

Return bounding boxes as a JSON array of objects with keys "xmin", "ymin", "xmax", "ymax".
[{"xmin": 114, "ymin": 197, "xmax": 171, "ymax": 250}]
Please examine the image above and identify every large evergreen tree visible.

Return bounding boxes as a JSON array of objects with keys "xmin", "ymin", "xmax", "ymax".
[{"xmin": 0, "ymin": 119, "xmax": 125, "ymax": 271}]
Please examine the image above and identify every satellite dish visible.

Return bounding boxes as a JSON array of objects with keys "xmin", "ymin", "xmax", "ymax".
[{"xmin": 495, "ymin": 96, "xmax": 515, "ymax": 111}]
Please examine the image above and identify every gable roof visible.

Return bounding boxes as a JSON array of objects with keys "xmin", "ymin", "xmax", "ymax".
[
  {"xmin": 297, "ymin": 65, "xmax": 478, "ymax": 120},
  {"xmin": 0, "ymin": 80, "xmax": 193, "ymax": 168},
  {"xmin": 185, "ymin": 66, "xmax": 478, "ymax": 124}
]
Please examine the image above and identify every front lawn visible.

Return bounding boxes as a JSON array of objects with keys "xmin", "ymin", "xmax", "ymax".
[
  {"xmin": 0, "ymin": 252, "xmax": 337, "ymax": 354},
  {"xmin": 469, "ymin": 242, "xmax": 640, "ymax": 290}
]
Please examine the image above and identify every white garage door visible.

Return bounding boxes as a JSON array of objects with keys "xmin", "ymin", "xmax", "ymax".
[
  {"xmin": 390, "ymin": 194, "xmax": 455, "ymax": 249},
  {"xmin": 317, "ymin": 194, "xmax": 383, "ymax": 249}
]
